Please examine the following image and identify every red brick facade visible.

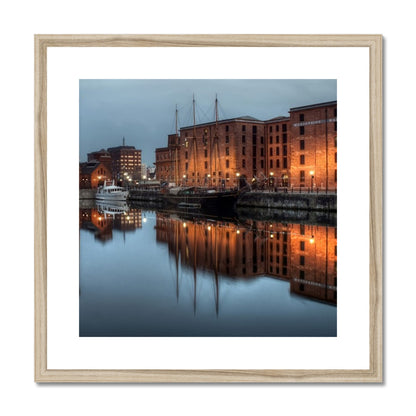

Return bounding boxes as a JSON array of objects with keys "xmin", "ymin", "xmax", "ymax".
[
  {"xmin": 155, "ymin": 101, "xmax": 337, "ymax": 191},
  {"xmin": 289, "ymin": 102, "xmax": 337, "ymax": 189},
  {"xmin": 107, "ymin": 145, "xmax": 142, "ymax": 183},
  {"xmin": 79, "ymin": 161, "xmax": 112, "ymax": 189}
]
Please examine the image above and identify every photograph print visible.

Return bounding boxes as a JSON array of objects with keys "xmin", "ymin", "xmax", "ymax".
[{"xmin": 79, "ymin": 79, "xmax": 337, "ymax": 337}]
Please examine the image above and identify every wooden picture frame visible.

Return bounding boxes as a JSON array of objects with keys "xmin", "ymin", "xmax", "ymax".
[{"xmin": 35, "ymin": 34, "xmax": 383, "ymax": 383}]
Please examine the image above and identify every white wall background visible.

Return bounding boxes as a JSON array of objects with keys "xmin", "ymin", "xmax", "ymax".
[{"xmin": 0, "ymin": 1, "xmax": 413, "ymax": 415}]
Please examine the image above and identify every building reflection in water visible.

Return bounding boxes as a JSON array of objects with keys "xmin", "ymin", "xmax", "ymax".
[
  {"xmin": 155, "ymin": 213, "xmax": 337, "ymax": 306},
  {"xmin": 79, "ymin": 205, "xmax": 337, "ymax": 336},
  {"xmin": 79, "ymin": 203, "xmax": 142, "ymax": 243},
  {"xmin": 79, "ymin": 205, "xmax": 336, "ymax": 309}
]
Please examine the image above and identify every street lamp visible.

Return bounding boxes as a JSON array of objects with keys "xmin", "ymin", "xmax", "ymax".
[
  {"xmin": 269, "ymin": 172, "xmax": 274, "ymax": 191},
  {"xmin": 310, "ymin": 170, "xmax": 315, "ymax": 189},
  {"xmin": 236, "ymin": 172, "xmax": 240, "ymax": 190}
]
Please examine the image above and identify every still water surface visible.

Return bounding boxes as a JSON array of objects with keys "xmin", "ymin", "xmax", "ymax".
[{"xmin": 80, "ymin": 202, "xmax": 337, "ymax": 336}]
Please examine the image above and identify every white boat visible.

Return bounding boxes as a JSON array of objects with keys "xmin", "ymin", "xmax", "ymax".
[
  {"xmin": 96, "ymin": 201, "xmax": 129, "ymax": 217},
  {"xmin": 96, "ymin": 180, "xmax": 129, "ymax": 201}
]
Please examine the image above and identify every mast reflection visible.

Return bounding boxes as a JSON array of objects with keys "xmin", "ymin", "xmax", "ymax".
[
  {"xmin": 155, "ymin": 213, "xmax": 337, "ymax": 305},
  {"xmin": 79, "ymin": 206, "xmax": 337, "ymax": 307}
]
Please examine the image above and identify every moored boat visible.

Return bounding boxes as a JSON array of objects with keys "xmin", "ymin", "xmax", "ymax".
[
  {"xmin": 96, "ymin": 200, "xmax": 129, "ymax": 217},
  {"xmin": 164, "ymin": 187, "xmax": 238, "ymax": 212},
  {"xmin": 96, "ymin": 180, "xmax": 129, "ymax": 201}
]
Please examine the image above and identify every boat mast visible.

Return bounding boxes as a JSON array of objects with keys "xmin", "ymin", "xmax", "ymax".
[
  {"xmin": 175, "ymin": 105, "xmax": 179, "ymax": 185},
  {"xmin": 213, "ymin": 95, "xmax": 220, "ymax": 185},
  {"xmin": 192, "ymin": 94, "xmax": 197, "ymax": 181},
  {"xmin": 215, "ymin": 94, "xmax": 219, "ymax": 135}
]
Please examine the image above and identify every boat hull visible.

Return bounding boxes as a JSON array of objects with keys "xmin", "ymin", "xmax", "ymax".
[
  {"xmin": 96, "ymin": 191, "xmax": 129, "ymax": 201},
  {"xmin": 164, "ymin": 191, "xmax": 238, "ymax": 213}
]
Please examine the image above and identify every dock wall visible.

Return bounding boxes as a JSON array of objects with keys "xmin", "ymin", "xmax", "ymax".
[
  {"xmin": 237, "ymin": 191, "xmax": 337, "ymax": 212},
  {"xmin": 79, "ymin": 189, "xmax": 96, "ymax": 199}
]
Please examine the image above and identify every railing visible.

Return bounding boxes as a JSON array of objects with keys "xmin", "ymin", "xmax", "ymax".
[{"xmin": 251, "ymin": 187, "xmax": 337, "ymax": 195}]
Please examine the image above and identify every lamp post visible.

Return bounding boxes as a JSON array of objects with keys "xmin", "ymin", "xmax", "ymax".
[
  {"xmin": 236, "ymin": 172, "xmax": 240, "ymax": 190},
  {"xmin": 207, "ymin": 173, "xmax": 211, "ymax": 188},
  {"xmin": 310, "ymin": 170, "xmax": 315, "ymax": 190},
  {"xmin": 269, "ymin": 172, "xmax": 274, "ymax": 191}
]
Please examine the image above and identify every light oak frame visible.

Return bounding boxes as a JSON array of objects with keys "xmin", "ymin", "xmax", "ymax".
[{"xmin": 35, "ymin": 34, "xmax": 383, "ymax": 383}]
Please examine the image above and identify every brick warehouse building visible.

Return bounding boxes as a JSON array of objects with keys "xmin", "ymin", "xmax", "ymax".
[
  {"xmin": 289, "ymin": 101, "xmax": 337, "ymax": 189},
  {"xmin": 155, "ymin": 100, "xmax": 337, "ymax": 190},
  {"xmin": 81, "ymin": 141, "xmax": 142, "ymax": 188},
  {"xmin": 87, "ymin": 149, "xmax": 112, "ymax": 173},
  {"xmin": 79, "ymin": 160, "xmax": 112, "ymax": 189},
  {"xmin": 107, "ymin": 145, "xmax": 142, "ymax": 183}
]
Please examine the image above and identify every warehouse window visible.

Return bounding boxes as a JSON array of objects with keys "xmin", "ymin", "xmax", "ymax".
[{"xmin": 300, "ymin": 155, "xmax": 305, "ymax": 165}]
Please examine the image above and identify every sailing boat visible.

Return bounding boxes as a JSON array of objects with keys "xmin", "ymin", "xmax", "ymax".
[{"xmin": 164, "ymin": 96, "xmax": 239, "ymax": 213}]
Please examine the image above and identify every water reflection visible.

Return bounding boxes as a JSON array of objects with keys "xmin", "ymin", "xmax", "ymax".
[
  {"xmin": 156, "ymin": 213, "xmax": 337, "ymax": 306},
  {"xmin": 79, "ymin": 202, "xmax": 337, "ymax": 337},
  {"xmin": 80, "ymin": 201, "xmax": 142, "ymax": 242}
]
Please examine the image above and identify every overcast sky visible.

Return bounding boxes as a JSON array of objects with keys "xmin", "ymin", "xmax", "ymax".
[{"xmin": 80, "ymin": 79, "xmax": 336, "ymax": 166}]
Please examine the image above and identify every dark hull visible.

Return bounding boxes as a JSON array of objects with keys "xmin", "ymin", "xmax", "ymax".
[{"xmin": 163, "ymin": 191, "xmax": 238, "ymax": 213}]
